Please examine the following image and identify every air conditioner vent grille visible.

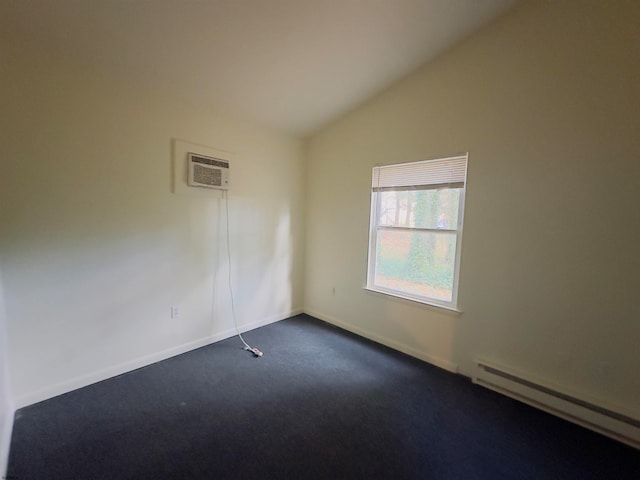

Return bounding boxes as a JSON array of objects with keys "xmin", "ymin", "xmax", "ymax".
[
  {"xmin": 187, "ymin": 152, "xmax": 230, "ymax": 190},
  {"xmin": 190, "ymin": 155, "xmax": 229, "ymax": 169},
  {"xmin": 193, "ymin": 164, "xmax": 222, "ymax": 187}
]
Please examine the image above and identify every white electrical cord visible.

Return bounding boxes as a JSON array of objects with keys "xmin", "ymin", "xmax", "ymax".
[{"xmin": 223, "ymin": 190, "xmax": 263, "ymax": 357}]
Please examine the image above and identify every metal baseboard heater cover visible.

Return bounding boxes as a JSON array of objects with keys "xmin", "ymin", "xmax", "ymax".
[{"xmin": 473, "ymin": 360, "xmax": 640, "ymax": 449}]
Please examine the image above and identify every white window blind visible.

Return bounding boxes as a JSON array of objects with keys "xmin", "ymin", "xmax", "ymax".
[{"xmin": 372, "ymin": 154, "xmax": 467, "ymax": 191}]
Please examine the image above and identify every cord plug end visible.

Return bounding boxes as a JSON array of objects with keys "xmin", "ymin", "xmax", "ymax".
[{"xmin": 245, "ymin": 346, "xmax": 263, "ymax": 357}]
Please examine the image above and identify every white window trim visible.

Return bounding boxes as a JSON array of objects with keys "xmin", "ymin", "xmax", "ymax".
[{"xmin": 365, "ymin": 153, "xmax": 468, "ymax": 311}]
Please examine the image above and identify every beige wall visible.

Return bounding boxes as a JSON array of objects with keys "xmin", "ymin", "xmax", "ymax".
[
  {"xmin": 0, "ymin": 44, "xmax": 306, "ymax": 405},
  {"xmin": 305, "ymin": 0, "xmax": 640, "ymax": 415}
]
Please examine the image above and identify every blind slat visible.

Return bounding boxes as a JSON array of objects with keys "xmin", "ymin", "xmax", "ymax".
[
  {"xmin": 372, "ymin": 154, "xmax": 467, "ymax": 190},
  {"xmin": 373, "ymin": 182, "xmax": 464, "ymax": 192}
]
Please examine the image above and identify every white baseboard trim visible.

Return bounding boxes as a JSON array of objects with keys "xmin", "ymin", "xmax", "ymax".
[
  {"xmin": 15, "ymin": 308, "xmax": 302, "ymax": 409},
  {"xmin": 0, "ymin": 399, "xmax": 15, "ymax": 479},
  {"xmin": 304, "ymin": 308, "xmax": 458, "ymax": 374}
]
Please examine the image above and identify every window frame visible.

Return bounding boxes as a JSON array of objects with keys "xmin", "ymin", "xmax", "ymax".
[{"xmin": 365, "ymin": 154, "xmax": 468, "ymax": 311}]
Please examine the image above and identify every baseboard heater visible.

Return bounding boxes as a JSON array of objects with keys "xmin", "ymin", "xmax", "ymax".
[{"xmin": 473, "ymin": 360, "xmax": 640, "ymax": 449}]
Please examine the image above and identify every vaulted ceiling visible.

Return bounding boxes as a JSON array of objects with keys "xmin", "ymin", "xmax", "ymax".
[{"xmin": 1, "ymin": 0, "xmax": 523, "ymax": 136}]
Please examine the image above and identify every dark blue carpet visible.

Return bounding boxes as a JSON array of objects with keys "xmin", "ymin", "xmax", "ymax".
[{"xmin": 7, "ymin": 314, "xmax": 640, "ymax": 479}]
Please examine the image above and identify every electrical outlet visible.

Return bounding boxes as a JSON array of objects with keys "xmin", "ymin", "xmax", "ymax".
[
  {"xmin": 332, "ymin": 287, "xmax": 336, "ymax": 296},
  {"xmin": 171, "ymin": 306, "xmax": 181, "ymax": 319}
]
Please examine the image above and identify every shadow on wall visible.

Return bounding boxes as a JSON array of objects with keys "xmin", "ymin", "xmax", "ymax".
[{"xmin": 448, "ymin": 0, "xmax": 640, "ymax": 409}]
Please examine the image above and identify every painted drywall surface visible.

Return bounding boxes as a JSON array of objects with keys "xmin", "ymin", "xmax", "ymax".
[
  {"xmin": 305, "ymin": 0, "xmax": 640, "ymax": 415},
  {"xmin": 0, "ymin": 46, "xmax": 305, "ymax": 405},
  {"xmin": 0, "ymin": 271, "xmax": 14, "ymax": 478}
]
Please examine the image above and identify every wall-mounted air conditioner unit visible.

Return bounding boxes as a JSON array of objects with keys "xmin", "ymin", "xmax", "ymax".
[{"xmin": 187, "ymin": 152, "xmax": 230, "ymax": 190}]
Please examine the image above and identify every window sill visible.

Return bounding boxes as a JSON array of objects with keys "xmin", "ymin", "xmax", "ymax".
[{"xmin": 363, "ymin": 286, "xmax": 462, "ymax": 314}]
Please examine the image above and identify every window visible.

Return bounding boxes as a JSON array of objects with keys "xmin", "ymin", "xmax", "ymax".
[{"xmin": 366, "ymin": 154, "xmax": 468, "ymax": 310}]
